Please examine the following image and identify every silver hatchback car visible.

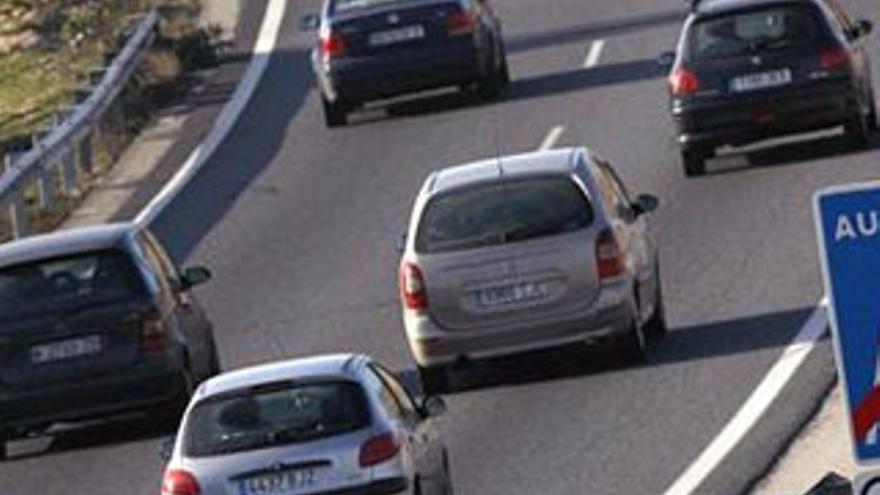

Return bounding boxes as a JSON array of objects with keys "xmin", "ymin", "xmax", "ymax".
[
  {"xmin": 399, "ymin": 148, "xmax": 666, "ymax": 393},
  {"xmin": 160, "ymin": 354, "xmax": 452, "ymax": 495}
]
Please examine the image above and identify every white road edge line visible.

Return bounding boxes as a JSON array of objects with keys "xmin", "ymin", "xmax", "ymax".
[
  {"xmin": 134, "ymin": 0, "xmax": 288, "ymax": 226},
  {"xmin": 584, "ymin": 39, "xmax": 606, "ymax": 69},
  {"xmin": 539, "ymin": 126, "xmax": 565, "ymax": 151},
  {"xmin": 662, "ymin": 300, "xmax": 829, "ymax": 495}
]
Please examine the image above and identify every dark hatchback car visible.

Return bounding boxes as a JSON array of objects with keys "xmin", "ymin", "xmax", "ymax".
[
  {"xmin": 303, "ymin": 0, "xmax": 510, "ymax": 127},
  {"xmin": 665, "ymin": 0, "xmax": 877, "ymax": 176},
  {"xmin": 0, "ymin": 224, "xmax": 219, "ymax": 459}
]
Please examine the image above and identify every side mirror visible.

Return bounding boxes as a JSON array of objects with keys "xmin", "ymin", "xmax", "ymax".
[
  {"xmin": 181, "ymin": 266, "xmax": 212, "ymax": 290},
  {"xmin": 658, "ymin": 51, "xmax": 676, "ymax": 69},
  {"xmin": 159, "ymin": 437, "xmax": 175, "ymax": 463},
  {"xmin": 633, "ymin": 194, "xmax": 659, "ymax": 216},
  {"xmin": 854, "ymin": 19, "xmax": 873, "ymax": 38},
  {"xmin": 300, "ymin": 13, "xmax": 320, "ymax": 32},
  {"xmin": 395, "ymin": 233, "xmax": 407, "ymax": 254},
  {"xmin": 420, "ymin": 395, "xmax": 447, "ymax": 418}
]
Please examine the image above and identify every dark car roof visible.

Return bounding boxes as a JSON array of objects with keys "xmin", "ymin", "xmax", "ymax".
[
  {"xmin": 692, "ymin": 0, "xmax": 820, "ymax": 17},
  {"xmin": 0, "ymin": 223, "xmax": 138, "ymax": 269}
]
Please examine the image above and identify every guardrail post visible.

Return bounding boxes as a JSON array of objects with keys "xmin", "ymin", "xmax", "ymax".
[
  {"xmin": 78, "ymin": 130, "xmax": 94, "ymax": 175},
  {"xmin": 4, "ymin": 155, "xmax": 27, "ymax": 239},
  {"xmin": 61, "ymin": 146, "xmax": 79, "ymax": 197},
  {"xmin": 38, "ymin": 162, "xmax": 55, "ymax": 209}
]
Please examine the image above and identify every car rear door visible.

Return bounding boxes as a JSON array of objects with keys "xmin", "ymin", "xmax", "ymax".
[
  {"xmin": 416, "ymin": 176, "xmax": 603, "ymax": 332},
  {"xmin": 329, "ymin": 0, "xmax": 471, "ymax": 57},
  {"xmin": 0, "ymin": 250, "xmax": 152, "ymax": 390}
]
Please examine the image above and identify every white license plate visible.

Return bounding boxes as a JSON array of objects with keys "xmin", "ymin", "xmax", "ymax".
[
  {"xmin": 476, "ymin": 282, "xmax": 551, "ymax": 308},
  {"xmin": 369, "ymin": 25, "xmax": 425, "ymax": 47},
  {"xmin": 730, "ymin": 69, "xmax": 792, "ymax": 92},
  {"xmin": 31, "ymin": 335, "xmax": 102, "ymax": 364},
  {"xmin": 238, "ymin": 468, "xmax": 317, "ymax": 495}
]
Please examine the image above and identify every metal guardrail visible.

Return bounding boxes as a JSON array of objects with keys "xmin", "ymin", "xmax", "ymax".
[{"xmin": 0, "ymin": 10, "xmax": 160, "ymax": 240}]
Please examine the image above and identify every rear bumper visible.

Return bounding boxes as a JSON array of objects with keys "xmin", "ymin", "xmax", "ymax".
[
  {"xmin": 672, "ymin": 79, "xmax": 860, "ymax": 150},
  {"xmin": 315, "ymin": 39, "xmax": 485, "ymax": 103},
  {"xmin": 0, "ymin": 349, "xmax": 187, "ymax": 431},
  {"xmin": 404, "ymin": 283, "xmax": 634, "ymax": 367},
  {"xmin": 319, "ymin": 477, "xmax": 409, "ymax": 495}
]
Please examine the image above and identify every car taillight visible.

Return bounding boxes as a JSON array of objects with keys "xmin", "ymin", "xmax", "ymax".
[
  {"xmin": 161, "ymin": 469, "xmax": 200, "ymax": 495},
  {"xmin": 321, "ymin": 32, "xmax": 346, "ymax": 61},
  {"xmin": 596, "ymin": 229, "xmax": 624, "ymax": 281},
  {"xmin": 399, "ymin": 262, "xmax": 428, "ymax": 312},
  {"xmin": 821, "ymin": 46, "xmax": 851, "ymax": 71},
  {"xmin": 359, "ymin": 432, "xmax": 400, "ymax": 467},
  {"xmin": 140, "ymin": 309, "xmax": 168, "ymax": 351},
  {"xmin": 668, "ymin": 67, "xmax": 700, "ymax": 96},
  {"xmin": 447, "ymin": 9, "xmax": 476, "ymax": 36}
]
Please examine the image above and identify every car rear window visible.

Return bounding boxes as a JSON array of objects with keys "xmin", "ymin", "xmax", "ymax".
[
  {"xmin": 416, "ymin": 177, "xmax": 594, "ymax": 254},
  {"xmin": 688, "ymin": 5, "xmax": 823, "ymax": 60},
  {"xmin": 183, "ymin": 381, "xmax": 370, "ymax": 457},
  {"xmin": 332, "ymin": 0, "xmax": 408, "ymax": 14},
  {"xmin": 0, "ymin": 250, "xmax": 146, "ymax": 322}
]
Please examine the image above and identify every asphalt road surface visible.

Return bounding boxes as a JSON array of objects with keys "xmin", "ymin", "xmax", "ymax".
[{"xmin": 2, "ymin": 0, "xmax": 880, "ymax": 493}]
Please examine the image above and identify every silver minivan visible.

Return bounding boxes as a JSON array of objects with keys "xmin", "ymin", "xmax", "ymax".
[{"xmin": 398, "ymin": 148, "xmax": 666, "ymax": 393}]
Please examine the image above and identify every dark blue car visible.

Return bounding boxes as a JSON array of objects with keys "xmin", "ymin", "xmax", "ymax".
[{"xmin": 303, "ymin": 0, "xmax": 510, "ymax": 127}]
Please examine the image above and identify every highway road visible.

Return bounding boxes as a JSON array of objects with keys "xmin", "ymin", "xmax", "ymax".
[{"xmin": 2, "ymin": 0, "xmax": 880, "ymax": 493}]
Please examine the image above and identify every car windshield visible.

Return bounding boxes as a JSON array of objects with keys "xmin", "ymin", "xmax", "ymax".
[
  {"xmin": 0, "ymin": 250, "xmax": 146, "ymax": 322},
  {"xmin": 417, "ymin": 177, "xmax": 594, "ymax": 254},
  {"xmin": 183, "ymin": 381, "xmax": 370, "ymax": 457},
  {"xmin": 689, "ymin": 5, "xmax": 821, "ymax": 60},
  {"xmin": 332, "ymin": 0, "xmax": 408, "ymax": 14}
]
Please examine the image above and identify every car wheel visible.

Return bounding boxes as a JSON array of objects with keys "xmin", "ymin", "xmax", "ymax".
[
  {"xmin": 418, "ymin": 364, "xmax": 451, "ymax": 395},
  {"xmin": 645, "ymin": 272, "xmax": 667, "ymax": 342},
  {"xmin": 442, "ymin": 449, "xmax": 454, "ymax": 495},
  {"xmin": 618, "ymin": 317, "xmax": 649, "ymax": 364},
  {"xmin": 868, "ymin": 90, "xmax": 878, "ymax": 131},
  {"xmin": 477, "ymin": 50, "xmax": 502, "ymax": 101},
  {"xmin": 681, "ymin": 149, "xmax": 706, "ymax": 177},
  {"xmin": 154, "ymin": 366, "xmax": 195, "ymax": 429},
  {"xmin": 321, "ymin": 95, "xmax": 349, "ymax": 128},
  {"xmin": 498, "ymin": 43, "xmax": 511, "ymax": 87},
  {"xmin": 0, "ymin": 431, "xmax": 9, "ymax": 461},
  {"xmin": 845, "ymin": 110, "xmax": 870, "ymax": 148}
]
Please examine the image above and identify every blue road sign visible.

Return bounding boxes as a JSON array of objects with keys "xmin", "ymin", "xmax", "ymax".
[{"xmin": 815, "ymin": 182, "xmax": 880, "ymax": 465}]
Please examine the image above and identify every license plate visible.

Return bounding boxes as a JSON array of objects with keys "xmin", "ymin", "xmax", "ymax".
[
  {"xmin": 730, "ymin": 69, "xmax": 792, "ymax": 92},
  {"xmin": 31, "ymin": 335, "xmax": 102, "ymax": 364},
  {"xmin": 238, "ymin": 468, "xmax": 317, "ymax": 495},
  {"xmin": 368, "ymin": 25, "xmax": 425, "ymax": 47},
  {"xmin": 476, "ymin": 282, "xmax": 551, "ymax": 308}
]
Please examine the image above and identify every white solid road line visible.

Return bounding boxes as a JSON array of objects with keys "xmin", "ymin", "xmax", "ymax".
[
  {"xmin": 134, "ymin": 0, "xmax": 288, "ymax": 226},
  {"xmin": 662, "ymin": 301, "xmax": 829, "ymax": 495},
  {"xmin": 539, "ymin": 126, "xmax": 566, "ymax": 151},
  {"xmin": 584, "ymin": 39, "xmax": 606, "ymax": 69}
]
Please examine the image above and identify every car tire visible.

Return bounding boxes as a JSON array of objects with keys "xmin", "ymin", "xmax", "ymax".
[
  {"xmin": 845, "ymin": 111, "xmax": 870, "ymax": 148},
  {"xmin": 322, "ymin": 95, "xmax": 348, "ymax": 128},
  {"xmin": 154, "ymin": 366, "xmax": 195, "ymax": 429},
  {"xmin": 618, "ymin": 317, "xmax": 649, "ymax": 364},
  {"xmin": 0, "ymin": 431, "xmax": 9, "ymax": 462},
  {"xmin": 498, "ymin": 43, "xmax": 511, "ymax": 87},
  {"xmin": 442, "ymin": 449, "xmax": 455, "ymax": 495},
  {"xmin": 681, "ymin": 149, "xmax": 706, "ymax": 177},
  {"xmin": 418, "ymin": 364, "xmax": 451, "ymax": 395},
  {"xmin": 645, "ymin": 274, "xmax": 667, "ymax": 342},
  {"xmin": 868, "ymin": 90, "xmax": 879, "ymax": 131},
  {"xmin": 477, "ymin": 49, "xmax": 503, "ymax": 101}
]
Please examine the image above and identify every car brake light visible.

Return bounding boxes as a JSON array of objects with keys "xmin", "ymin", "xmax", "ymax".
[
  {"xmin": 596, "ymin": 229, "xmax": 624, "ymax": 281},
  {"xmin": 359, "ymin": 432, "xmax": 400, "ymax": 467},
  {"xmin": 321, "ymin": 32, "xmax": 346, "ymax": 61},
  {"xmin": 140, "ymin": 309, "xmax": 168, "ymax": 351},
  {"xmin": 668, "ymin": 67, "xmax": 700, "ymax": 96},
  {"xmin": 821, "ymin": 46, "xmax": 851, "ymax": 71},
  {"xmin": 161, "ymin": 469, "xmax": 200, "ymax": 495},
  {"xmin": 447, "ymin": 9, "xmax": 476, "ymax": 36},
  {"xmin": 399, "ymin": 262, "xmax": 428, "ymax": 312}
]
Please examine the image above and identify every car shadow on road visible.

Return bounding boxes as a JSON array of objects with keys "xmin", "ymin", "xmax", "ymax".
[
  {"xmin": 506, "ymin": 8, "xmax": 686, "ymax": 54},
  {"xmin": 3, "ymin": 413, "xmax": 173, "ymax": 463},
  {"xmin": 371, "ymin": 58, "xmax": 665, "ymax": 124},
  {"xmin": 397, "ymin": 306, "xmax": 822, "ymax": 397},
  {"xmin": 706, "ymin": 133, "xmax": 880, "ymax": 176}
]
